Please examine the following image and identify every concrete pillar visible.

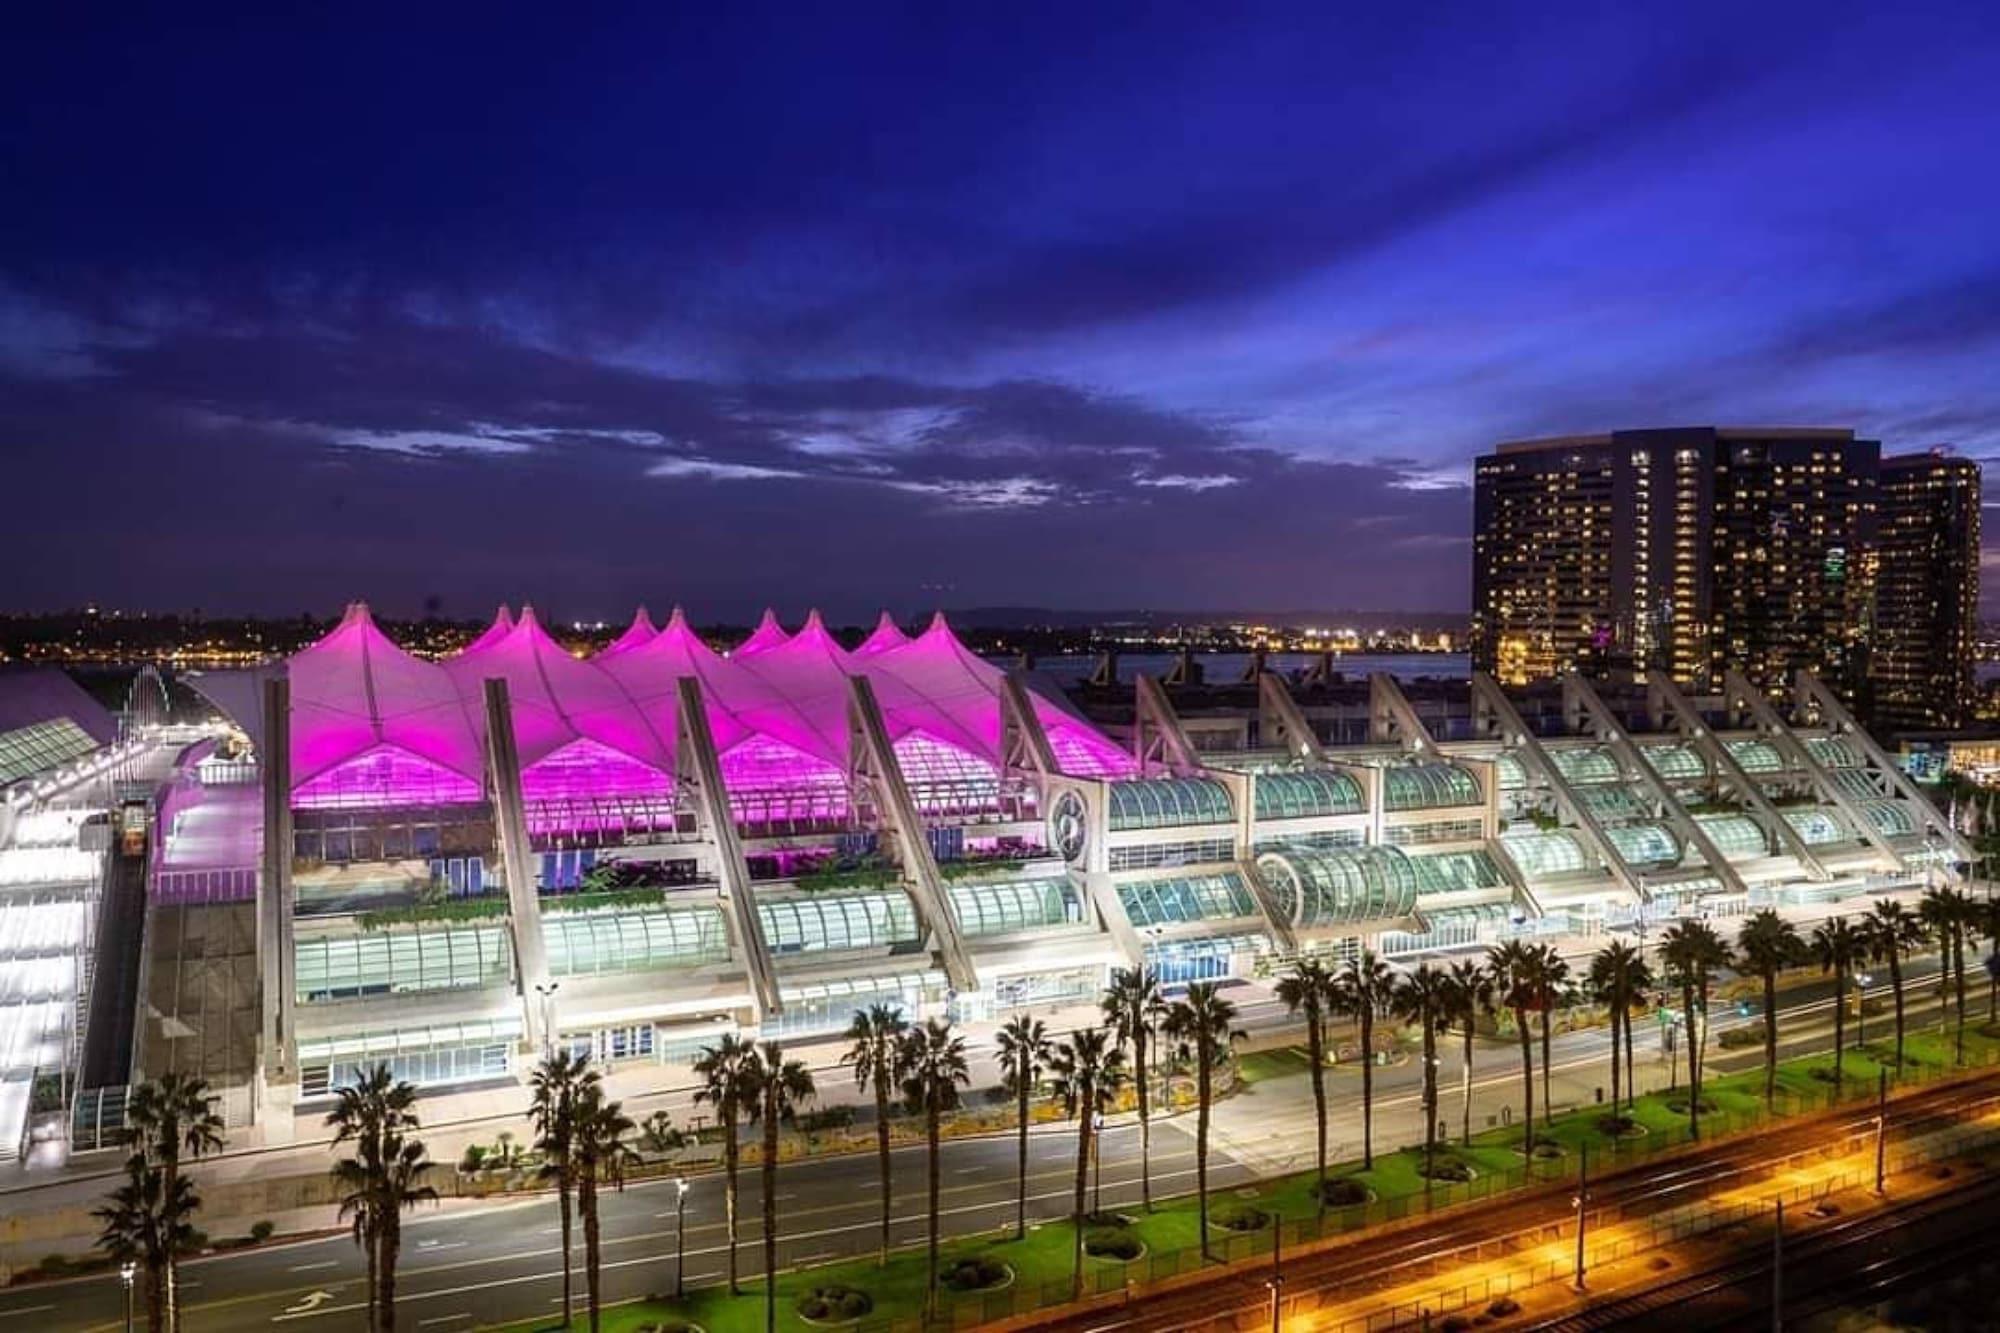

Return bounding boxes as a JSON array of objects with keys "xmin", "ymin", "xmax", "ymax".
[
  {"xmin": 482, "ymin": 678, "xmax": 551, "ymax": 1051},
  {"xmin": 256, "ymin": 675, "xmax": 297, "ymax": 1139}
]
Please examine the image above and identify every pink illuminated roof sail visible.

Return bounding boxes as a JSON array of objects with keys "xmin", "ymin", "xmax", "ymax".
[
  {"xmin": 853, "ymin": 611, "xmax": 911, "ymax": 658},
  {"xmin": 463, "ymin": 606, "xmax": 515, "ymax": 654},
  {"xmin": 734, "ymin": 608, "xmax": 791, "ymax": 657},
  {"xmin": 597, "ymin": 607, "xmax": 660, "ymax": 659}
]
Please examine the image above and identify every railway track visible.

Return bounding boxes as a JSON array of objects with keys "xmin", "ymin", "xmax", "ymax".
[
  {"xmin": 1052, "ymin": 1072, "xmax": 2000, "ymax": 1333},
  {"xmin": 1524, "ymin": 1167, "xmax": 2000, "ymax": 1330}
]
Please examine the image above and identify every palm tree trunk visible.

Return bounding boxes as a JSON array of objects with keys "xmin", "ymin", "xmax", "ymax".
[
  {"xmin": 1196, "ymin": 1047, "xmax": 1213, "ymax": 1260},
  {"xmin": 1514, "ymin": 1005, "xmax": 1534, "ymax": 1152},
  {"xmin": 1954, "ymin": 926, "xmax": 1968, "ymax": 1064},
  {"xmin": 1832, "ymin": 966, "xmax": 1847, "ymax": 1091},
  {"xmin": 147, "ymin": 1260, "xmax": 166, "ymax": 1333},
  {"xmin": 1682, "ymin": 985, "xmax": 1701, "ymax": 1140},
  {"xmin": 1460, "ymin": 1019, "xmax": 1475, "ymax": 1146},
  {"xmin": 558, "ymin": 1178, "xmax": 574, "ymax": 1326},
  {"xmin": 1307, "ymin": 1012, "xmax": 1327, "ymax": 1204},
  {"xmin": 927, "ymin": 1099, "xmax": 943, "ymax": 1321},
  {"xmin": 1890, "ymin": 950, "xmax": 1906, "ymax": 1070},
  {"xmin": 1762, "ymin": 969, "xmax": 1778, "ymax": 1107},
  {"xmin": 365, "ymin": 1220, "xmax": 379, "ymax": 1333},
  {"xmin": 1360, "ymin": 1004, "xmax": 1375, "ymax": 1169},
  {"xmin": 1015, "ymin": 1080, "xmax": 1030, "ymax": 1240},
  {"xmin": 162, "ymin": 1162, "xmax": 179, "ymax": 1333},
  {"xmin": 724, "ymin": 1113, "xmax": 740, "ymax": 1294},
  {"xmin": 1135, "ymin": 1030, "xmax": 1152, "ymax": 1212},
  {"xmin": 1622, "ymin": 1003, "xmax": 1635, "ymax": 1113},
  {"xmin": 581, "ymin": 1168, "xmax": 602, "ymax": 1333},
  {"xmin": 379, "ymin": 1205, "xmax": 400, "ymax": 1333},
  {"xmin": 1421, "ymin": 1018, "xmax": 1437, "ymax": 1183},
  {"xmin": 1608, "ymin": 998, "xmax": 1621, "ymax": 1113},
  {"xmin": 1070, "ymin": 1094, "xmax": 1090, "ymax": 1299},
  {"xmin": 762, "ymin": 1110, "xmax": 779, "ymax": 1333},
  {"xmin": 875, "ymin": 1082, "xmax": 892, "ymax": 1265},
  {"xmin": 1538, "ymin": 1005, "xmax": 1552, "ymax": 1128}
]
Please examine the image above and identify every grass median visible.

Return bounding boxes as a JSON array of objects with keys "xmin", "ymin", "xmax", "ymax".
[{"xmin": 499, "ymin": 1020, "xmax": 2000, "ymax": 1331}]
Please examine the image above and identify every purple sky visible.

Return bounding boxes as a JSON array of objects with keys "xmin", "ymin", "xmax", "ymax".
[{"xmin": 5, "ymin": 3, "xmax": 1999, "ymax": 621}]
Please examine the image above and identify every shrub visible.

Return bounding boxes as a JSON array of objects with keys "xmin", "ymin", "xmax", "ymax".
[
  {"xmin": 1717, "ymin": 1026, "xmax": 1761, "ymax": 1050},
  {"xmin": 39, "ymin": 1254, "xmax": 71, "ymax": 1276},
  {"xmin": 459, "ymin": 1144, "xmax": 488, "ymax": 1173},
  {"xmin": 1419, "ymin": 1157, "xmax": 1477, "ymax": 1183},
  {"xmin": 1084, "ymin": 1228, "xmax": 1142, "ymax": 1261},
  {"xmin": 1489, "ymin": 1296, "xmax": 1521, "ymax": 1317},
  {"xmin": 1213, "ymin": 1204, "xmax": 1270, "ymax": 1232},
  {"xmin": 795, "ymin": 1284, "xmax": 872, "ymax": 1323},
  {"xmin": 940, "ymin": 1257, "xmax": 1011, "ymax": 1291},
  {"xmin": 1314, "ymin": 1177, "xmax": 1371, "ymax": 1207},
  {"xmin": 249, "ymin": 1220, "xmax": 276, "ymax": 1242}
]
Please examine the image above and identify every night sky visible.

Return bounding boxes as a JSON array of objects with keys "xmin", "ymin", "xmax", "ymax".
[{"xmin": 6, "ymin": 4, "xmax": 1999, "ymax": 622}]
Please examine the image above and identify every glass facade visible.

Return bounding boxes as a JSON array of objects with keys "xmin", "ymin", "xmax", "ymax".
[
  {"xmin": 1693, "ymin": 813, "xmax": 1769, "ymax": 860},
  {"xmin": 1383, "ymin": 818, "xmax": 1485, "ymax": 847},
  {"xmin": 1142, "ymin": 934, "xmax": 1260, "ymax": 985},
  {"xmin": 1254, "ymin": 844, "xmax": 1420, "ymax": 926},
  {"xmin": 1860, "ymin": 799, "xmax": 1918, "ymax": 838},
  {"xmin": 1576, "ymin": 786, "xmax": 1643, "ymax": 822},
  {"xmin": 1781, "ymin": 808, "xmax": 1849, "ymax": 846},
  {"xmin": 1115, "ymin": 872, "xmax": 1257, "ymax": 926},
  {"xmin": 1252, "ymin": 770, "xmax": 1364, "ymax": 820},
  {"xmin": 295, "ymin": 926, "xmax": 514, "ymax": 1003},
  {"xmin": 1500, "ymin": 829, "xmax": 1593, "ymax": 877},
  {"xmin": 1107, "ymin": 778, "xmax": 1235, "ymax": 830},
  {"xmin": 1640, "ymin": 745, "xmax": 1706, "ymax": 782},
  {"xmin": 1381, "ymin": 763, "xmax": 1482, "ymax": 811},
  {"xmin": 297, "ymin": 1018, "xmax": 520, "ymax": 1097},
  {"xmin": 1406, "ymin": 849, "xmax": 1507, "ymax": 895},
  {"xmin": 1604, "ymin": 822, "xmax": 1680, "ymax": 867},
  {"xmin": 1725, "ymin": 739, "xmax": 1784, "ymax": 774},
  {"xmin": 756, "ymin": 890, "xmax": 921, "ymax": 955},
  {"xmin": 544, "ymin": 906, "xmax": 730, "ymax": 976},
  {"xmin": 1805, "ymin": 736, "xmax": 1864, "ymax": 769},
  {"xmin": 946, "ymin": 877, "xmax": 1082, "ymax": 936},
  {"xmin": 1547, "ymin": 746, "xmax": 1619, "ymax": 785},
  {"xmin": 0, "ymin": 719, "xmax": 99, "ymax": 787},
  {"xmin": 1107, "ymin": 838, "xmax": 1235, "ymax": 871},
  {"xmin": 1492, "ymin": 753, "xmax": 1527, "ymax": 791}
]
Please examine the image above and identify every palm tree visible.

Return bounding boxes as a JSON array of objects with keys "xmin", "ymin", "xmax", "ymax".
[
  {"xmin": 1392, "ymin": 963, "xmax": 1453, "ymax": 1183},
  {"xmin": 900, "ymin": 1019, "xmax": 971, "ymax": 1319},
  {"xmin": 1531, "ymin": 944, "xmax": 1570, "ymax": 1121},
  {"xmin": 326, "ymin": 1065, "xmax": 434, "ymax": 1332},
  {"xmin": 1274, "ymin": 958, "xmax": 1336, "ymax": 1200},
  {"xmin": 95, "ymin": 1154, "xmax": 196, "ymax": 1333},
  {"xmin": 1487, "ymin": 939, "xmax": 1540, "ymax": 1152},
  {"xmin": 840, "ymin": 1003, "xmax": 910, "ymax": 1264},
  {"xmin": 691, "ymin": 1034, "xmax": 758, "ymax": 1293},
  {"xmin": 1658, "ymin": 920, "xmax": 1732, "ymax": 1139},
  {"xmin": 995, "ymin": 1013, "xmax": 1052, "ymax": 1240},
  {"xmin": 1586, "ymin": 940, "xmax": 1649, "ymax": 1115},
  {"xmin": 746, "ymin": 1042, "xmax": 815, "ymax": 1333},
  {"xmin": 1813, "ymin": 916, "xmax": 1865, "ymax": 1090},
  {"xmin": 1866, "ymin": 898, "xmax": 1929, "ymax": 1071},
  {"xmin": 1331, "ymin": 950, "xmax": 1395, "ymax": 1170},
  {"xmin": 1048, "ymin": 1026, "xmax": 1126, "ymax": 1298},
  {"xmin": 1162, "ymin": 982, "xmax": 1242, "ymax": 1260},
  {"xmin": 572, "ymin": 1084, "xmax": 637, "ymax": 1333},
  {"xmin": 1100, "ymin": 967, "xmax": 1165, "ymax": 1210},
  {"xmin": 1982, "ymin": 896, "xmax": 2000, "ymax": 1024},
  {"xmin": 529, "ymin": 1049, "xmax": 595, "ymax": 1326},
  {"xmin": 123, "ymin": 1072, "xmax": 224, "ymax": 1332},
  {"xmin": 1921, "ymin": 886, "xmax": 1971, "ymax": 1062},
  {"xmin": 1736, "ymin": 910, "xmax": 1804, "ymax": 1106},
  {"xmin": 1442, "ymin": 958, "xmax": 1493, "ymax": 1144}
]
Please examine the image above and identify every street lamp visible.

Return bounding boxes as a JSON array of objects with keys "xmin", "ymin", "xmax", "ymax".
[
  {"xmin": 1091, "ymin": 1111, "xmax": 1106, "ymax": 1214},
  {"xmin": 121, "ymin": 1262, "xmax": 136, "ymax": 1333},
  {"xmin": 534, "ymin": 981, "xmax": 560, "ymax": 1057},
  {"xmin": 1856, "ymin": 972, "xmax": 1873, "ymax": 1049},
  {"xmin": 674, "ymin": 1176, "xmax": 691, "ymax": 1299}
]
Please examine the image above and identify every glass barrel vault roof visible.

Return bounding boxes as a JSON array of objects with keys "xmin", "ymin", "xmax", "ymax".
[
  {"xmin": 1108, "ymin": 778, "xmax": 1235, "ymax": 830},
  {"xmin": 1253, "ymin": 769, "xmax": 1365, "ymax": 821},
  {"xmin": 1381, "ymin": 762, "xmax": 1482, "ymax": 811},
  {"xmin": 1254, "ymin": 844, "xmax": 1420, "ymax": 927}
]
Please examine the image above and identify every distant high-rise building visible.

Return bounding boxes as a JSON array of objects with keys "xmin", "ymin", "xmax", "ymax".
[
  {"xmin": 1472, "ymin": 427, "xmax": 1880, "ymax": 699},
  {"xmin": 1873, "ymin": 452, "xmax": 1981, "ymax": 730}
]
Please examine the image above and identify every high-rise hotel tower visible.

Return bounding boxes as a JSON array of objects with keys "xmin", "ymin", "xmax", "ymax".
[{"xmin": 1472, "ymin": 427, "xmax": 1979, "ymax": 725}]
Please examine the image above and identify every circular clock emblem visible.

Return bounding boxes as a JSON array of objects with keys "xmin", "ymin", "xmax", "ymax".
[{"xmin": 1049, "ymin": 790, "xmax": 1089, "ymax": 865}]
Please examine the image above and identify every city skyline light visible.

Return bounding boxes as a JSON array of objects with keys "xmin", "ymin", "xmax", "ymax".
[{"xmin": 5, "ymin": 4, "xmax": 1999, "ymax": 618}]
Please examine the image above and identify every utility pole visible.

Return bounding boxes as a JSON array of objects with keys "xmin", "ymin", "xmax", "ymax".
[
  {"xmin": 1874, "ymin": 1069, "xmax": 1888, "ymax": 1195},
  {"xmin": 1572, "ymin": 1143, "xmax": 1589, "ymax": 1291},
  {"xmin": 1266, "ymin": 1217, "xmax": 1284, "ymax": 1333},
  {"xmin": 1772, "ymin": 1198, "xmax": 1785, "ymax": 1333}
]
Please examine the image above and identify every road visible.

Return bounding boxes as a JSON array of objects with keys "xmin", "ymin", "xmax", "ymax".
[{"xmin": 0, "ymin": 957, "xmax": 1966, "ymax": 1331}]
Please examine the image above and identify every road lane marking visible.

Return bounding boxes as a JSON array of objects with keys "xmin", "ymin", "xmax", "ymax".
[
  {"xmin": 0, "ymin": 1308, "xmax": 56, "ymax": 1321},
  {"xmin": 418, "ymin": 1316, "xmax": 471, "ymax": 1326},
  {"xmin": 287, "ymin": 1262, "xmax": 338, "ymax": 1273}
]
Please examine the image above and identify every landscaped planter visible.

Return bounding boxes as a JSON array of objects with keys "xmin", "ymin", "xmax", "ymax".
[
  {"xmin": 795, "ymin": 1284, "xmax": 874, "ymax": 1326},
  {"xmin": 940, "ymin": 1257, "xmax": 1015, "ymax": 1294}
]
